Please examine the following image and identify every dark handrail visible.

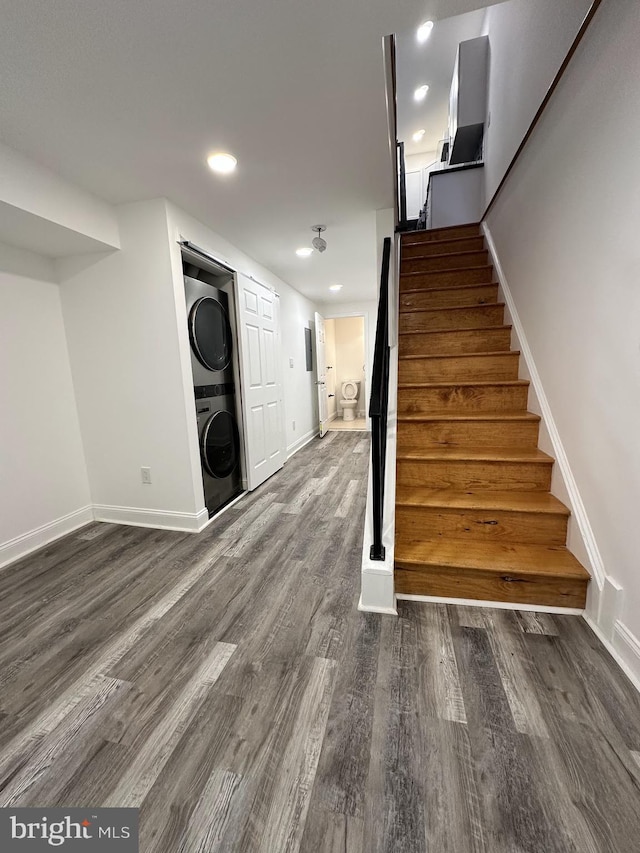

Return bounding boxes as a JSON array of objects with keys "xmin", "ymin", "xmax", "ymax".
[
  {"xmin": 369, "ymin": 236, "xmax": 392, "ymax": 561},
  {"xmin": 397, "ymin": 141, "xmax": 407, "ymax": 225}
]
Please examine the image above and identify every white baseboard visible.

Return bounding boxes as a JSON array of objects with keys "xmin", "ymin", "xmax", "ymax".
[
  {"xmin": 482, "ymin": 222, "xmax": 605, "ymax": 592},
  {"xmin": 286, "ymin": 427, "xmax": 318, "ymax": 460},
  {"xmin": 0, "ymin": 505, "xmax": 94, "ymax": 569},
  {"xmin": 92, "ymin": 504, "xmax": 208, "ymax": 533},
  {"xmin": 358, "ymin": 593, "xmax": 398, "ymax": 616},
  {"xmin": 396, "ymin": 593, "xmax": 584, "ymax": 615},
  {"xmin": 584, "ymin": 615, "xmax": 640, "ymax": 695}
]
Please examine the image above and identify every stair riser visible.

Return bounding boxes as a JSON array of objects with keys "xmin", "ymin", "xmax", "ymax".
[
  {"xmin": 401, "ymin": 284, "xmax": 498, "ymax": 311},
  {"xmin": 402, "ymin": 250, "xmax": 489, "ymax": 273},
  {"xmin": 395, "ymin": 506, "xmax": 568, "ymax": 545},
  {"xmin": 396, "ymin": 459, "xmax": 553, "ymax": 491},
  {"xmin": 397, "ymin": 419, "xmax": 539, "ymax": 449},
  {"xmin": 400, "ymin": 266, "xmax": 493, "ymax": 290},
  {"xmin": 397, "ymin": 384, "xmax": 529, "ymax": 414},
  {"xmin": 399, "ymin": 327, "xmax": 512, "ymax": 356},
  {"xmin": 394, "ymin": 566, "xmax": 587, "ymax": 608},
  {"xmin": 399, "ymin": 305, "xmax": 505, "ymax": 333},
  {"xmin": 402, "ymin": 236, "xmax": 485, "ymax": 259},
  {"xmin": 398, "ymin": 354, "xmax": 520, "ymax": 383},
  {"xmin": 402, "ymin": 224, "xmax": 480, "ymax": 244}
]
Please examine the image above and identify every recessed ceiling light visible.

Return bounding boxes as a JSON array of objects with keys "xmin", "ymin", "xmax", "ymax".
[
  {"xmin": 414, "ymin": 85, "xmax": 429, "ymax": 102},
  {"xmin": 412, "ymin": 129, "xmax": 426, "ymax": 142},
  {"xmin": 207, "ymin": 152, "xmax": 237, "ymax": 174},
  {"xmin": 296, "ymin": 247, "xmax": 313, "ymax": 257},
  {"xmin": 329, "ymin": 284, "xmax": 343, "ymax": 292},
  {"xmin": 417, "ymin": 21, "xmax": 434, "ymax": 43}
]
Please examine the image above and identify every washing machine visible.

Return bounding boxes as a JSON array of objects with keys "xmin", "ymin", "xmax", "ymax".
[
  {"xmin": 195, "ymin": 391, "xmax": 243, "ymax": 516},
  {"xmin": 185, "ymin": 272, "xmax": 243, "ymax": 516},
  {"xmin": 184, "ymin": 274, "xmax": 235, "ymax": 389}
]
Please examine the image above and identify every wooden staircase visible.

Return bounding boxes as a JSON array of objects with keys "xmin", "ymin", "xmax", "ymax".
[{"xmin": 394, "ymin": 223, "xmax": 590, "ymax": 609}]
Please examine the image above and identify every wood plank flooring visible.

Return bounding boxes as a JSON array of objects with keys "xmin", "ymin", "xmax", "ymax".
[{"xmin": 1, "ymin": 432, "xmax": 639, "ymax": 851}]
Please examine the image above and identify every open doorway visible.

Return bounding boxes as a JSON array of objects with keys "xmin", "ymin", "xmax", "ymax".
[{"xmin": 324, "ymin": 316, "xmax": 366, "ymax": 431}]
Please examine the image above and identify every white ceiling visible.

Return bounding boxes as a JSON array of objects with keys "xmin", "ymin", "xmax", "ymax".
[
  {"xmin": 0, "ymin": 0, "xmax": 498, "ymax": 303},
  {"xmin": 396, "ymin": 8, "xmax": 488, "ymax": 158}
]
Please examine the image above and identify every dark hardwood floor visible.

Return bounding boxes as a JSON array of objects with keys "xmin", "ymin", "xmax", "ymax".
[{"xmin": 0, "ymin": 431, "xmax": 639, "ymax": 851}]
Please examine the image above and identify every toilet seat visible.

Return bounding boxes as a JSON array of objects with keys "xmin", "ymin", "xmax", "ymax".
[
  {"xmin": 340, "ymin": 380, "xmax": 359, "ymax": 421},
  {"xmin": 342, "ymin": 380, "xmax": 358, "ymax": 399}
]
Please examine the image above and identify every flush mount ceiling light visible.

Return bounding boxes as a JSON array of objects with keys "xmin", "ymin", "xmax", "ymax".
[
  {"xmin": 417, "ymin": 21, "xmax": 434, "ymax": 43},
  {"xmin": 296, "ymin": 247, "xmax": 313, "ymax": 257},
  {"xmin": 311, "ymin": 225, "xmax": 327, "ymax": 253},
  {"xmin": 412, "ymin": 129, "xmax": 426, "ymax": 142},
  {"xmin": 414, "ymin": 84, "xmax": 430, "ymax": 102},
  {"xmin": 207, "ymin": 152, "xmax": 237, "ymax": 174},
  {"xmin": 329, "ymin": 284, "xmax": 342, "ymax": 292}
]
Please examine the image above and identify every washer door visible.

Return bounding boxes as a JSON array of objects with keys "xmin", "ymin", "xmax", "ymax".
[
  {"xmin": 201, "ymin": 411, "xmax": 240, "ymax": 479},
  {"xmin": 189, "ymin": 296, "xmax": 232, "ymax": 371}
]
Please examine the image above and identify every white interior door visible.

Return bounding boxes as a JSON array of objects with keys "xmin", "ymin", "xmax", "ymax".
[
  {"xmin": 237, "ymin": 272, "xmax": 285, "ymax": 490},
  {"xmin": 405, "ymin": 169, "xmax": 423, "ymax": 219},
  {"xmin": 314, "ymin": 312, "xmax": 328, "ymax": 437}
]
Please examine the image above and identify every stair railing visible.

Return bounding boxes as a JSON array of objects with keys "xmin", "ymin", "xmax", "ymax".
[
  {"xmin": 369, "ymin": 236, "xmax": 392, "ymax": 560},
  {"xmin": 397, "ymin": 141, "xmax": 407, "ymax": 226}
]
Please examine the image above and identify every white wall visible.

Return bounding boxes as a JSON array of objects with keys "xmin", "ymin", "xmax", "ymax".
[
  {"xmin": 0, "ymin": 248, "xmax": 91, "ymax": 564},
  {"xmin": 405, "ymin": 151, "xmax": 439, "ymax": 173},
  {"xmin": 164, "ymin": 203, "xmax": 319, "ymax": 460},
  {"xmin": 58, "ymin": 199, "xmax": 203, "ymax": 529},
  {"xmin": 481, "ymin": 0, "xmax": 593, "ymax": 206},
  {"xmin": 0, "ymin": 141, "xmax": 120, "ymax": 255},
  {"xmin": 325, "ymin": 319, "xmax": 337, "ymax": 420},
  {"xmin": 485, "ymin": 0, "xmax": 640, "ymax": 683},
  {"xmin": 333, "ymin": 317, "xmax": 366, "ymax": 418}
]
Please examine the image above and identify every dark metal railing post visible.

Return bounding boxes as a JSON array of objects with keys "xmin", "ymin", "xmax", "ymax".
[
  {"xmin": 397, "ymin": 141, "xmax": 407, "ymax": 225},
  {"xmin": 369, "ymin": 237, "xmax": 391, "ymax": 561}
]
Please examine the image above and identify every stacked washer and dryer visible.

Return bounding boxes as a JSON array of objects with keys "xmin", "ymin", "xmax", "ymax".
[{"xmin": 183, "ymin": 258, "xmax": 244, "ymax": 517}]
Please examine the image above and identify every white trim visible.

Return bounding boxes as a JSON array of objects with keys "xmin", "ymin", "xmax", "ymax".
[
  {"xmin": 196, "ymin": 490, "xmax": 248, "ymax": 530},
  {"xmin": 360, "ymin": 296, "xmax": 398, "ymax": 614},
  {"xmin": 396, "ymin": 593, "xmax": 584, "ymax": 615},
  {"xmin": 92, "ymin": 504, "xmax": 209, "ymax": 533},
  {"xmin": 482, "ymin": 222, "xmax": 605, "ymax": 590},
  {"xmin": 0, "ymin": 505, "xmax": 94, "ymax": 570},
  {"xmin": 286, "ymin": 427, "xmax": 318, "ymax": 460},
  {"xmin": 358, "ymin": 593, "xmax": 398, "ymax": 616},
  {"xmin": 584, "ymin": 615, "xmax": 640, "ymax": 695}
]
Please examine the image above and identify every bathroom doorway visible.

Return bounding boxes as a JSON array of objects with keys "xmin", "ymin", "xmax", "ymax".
[{"xmin": 324, "ymin": 315, "xmax": 367, "ymax": 431}]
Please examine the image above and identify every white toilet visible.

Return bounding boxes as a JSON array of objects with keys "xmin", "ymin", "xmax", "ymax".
[{"xmin": 340, "ymin": 380, "xmax": 359, "ymax": 421}]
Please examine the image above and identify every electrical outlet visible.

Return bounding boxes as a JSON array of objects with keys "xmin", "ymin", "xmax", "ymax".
[
  {"xmin": 141, "ymin": 467, "xmax": 152, "ymax": 485},
  {"xmin": 292, "ymin": 420, "xmax": 296, "ymax": 431},
  {"xmin": 289, "ymin": 357, "xmax": 294, "ymax": 368}
]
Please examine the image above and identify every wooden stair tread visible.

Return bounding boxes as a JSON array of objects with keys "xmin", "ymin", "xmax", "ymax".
[
  {"xmin": 402, "ymin": 237, "xmax": 485, "ymax": 255},
  {"xmin": 401, "ymin": 224, "xmax": 481, "ymax": 244},
  {"xmin": 400, "ymin": 302, "xmax": 505, "ymax": 315},
  {"xmin": 395, "ymin": 487, "xmax": 570, "ymax": 515},
  {"xmin": 398, "ymin": 379, "xmax": 528, "ymax": 388},
  {"xmin": 401, "ymin": 248, "xmax": 488, "ymax": 263},
  {"xmin": 400, "ymin": 281, "xmax": 499, "ymax": 296},
  {"xmin": 399, "ymin": 349, "xmax": 518, "ymax": 360},
  {"xmin": 395, "ymin": 539, "xmax": 589, "ymax": 580},
  {"xmin": 401, "ymin": 264, "xmax": 493, "ymax": 278},
  {"xmin": 396, "ymin": 446, "xmax": 553, "ymax": 463},
  {"xmin": 399, "ymin": 324, "xmax": 511, "ymax": 336},
  {"xmin": 397, "ymin": 411, "xmax": 539, "ymax": 423}
]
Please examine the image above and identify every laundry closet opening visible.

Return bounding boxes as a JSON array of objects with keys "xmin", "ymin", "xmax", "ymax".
[{"xmin": 324, "ymin": 316, "xmax": 367, "ymax": 431}]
